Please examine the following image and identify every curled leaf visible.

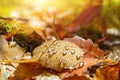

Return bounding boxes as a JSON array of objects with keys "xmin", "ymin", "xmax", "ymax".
[
  {"xmin": 64, "ymin": 36, "xmax": 104, "ymax": 59},
  {"xmin": 95, "ymin": 62, "xmax": 120, "ymax": 80}
]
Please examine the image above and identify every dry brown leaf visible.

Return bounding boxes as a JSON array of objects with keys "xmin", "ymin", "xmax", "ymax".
[
  {"xmin": 64, "ymin": 36, "xmax": 104, "ymax": 59},
  {"xmin": 0, "ymin": 35, "xmax": 24, "ymax": 60},
  {"xmin": 95, "ymin": 62, "xmax": 120, "ymax": 80},
  {"xmin": 14, "ymin": 63, "xmax": 43, "ymax": 80},
  {"xmin": 59, "ymin": 58, "xmax": 98, "ymax": 79},
  {"xmin": 63, "ymin": 75, "xmax": 90, "ymax": 80}
]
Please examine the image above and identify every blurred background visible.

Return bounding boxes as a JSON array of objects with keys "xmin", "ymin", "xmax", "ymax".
[{"xmin": 0, "ymin": 0, "xmax": 120, "ymax": 51}]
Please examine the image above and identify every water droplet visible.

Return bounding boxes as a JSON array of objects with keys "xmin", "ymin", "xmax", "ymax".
[
  {"xmin": 46, "ymin": 60, "xmax": 50, "ymax": 65},
  {"xmin": 63, "ymin": 51, "xmax": 67, "ymax": 56},
  {"xmin": 48, "ymin": 50, "xmax": 57, "ymax": 58},
  {"xmin": 65, "ymin": 46, "xmax": 69, "ymax": 50},
  {"xmin": 69, "ymin": 66, "xmax": 74, "ymax": 69},
  {"xmin": 48, "ymin": 48, "xmax": 53, "ymax": 52},
  {"xmin": 45, "ymin": 44, "xmax": 49, "ymax": 47},
  {"xmin": 59, "ymin": 58, "xmax": 63, "ymax": 63},
  {"xmin": 79, "ymin": 61, "xmax": 84, "ymax": 67},
  {"xmin": 63, "ymin": 59, "xmax": 67, "ymax": 67},
  {"xmin": 9, "ymin": 41, "xmax": 17, "ymax": 48},
  {"xmin": 62, "ymin": 73, "xmax": 69, "ymax": 78},
  {"xmin": 76, "ymin": 54, "xmax": 81, "ymax": 60},
  {"xmin": 48, "ymin": 52, "xmax": 54, "ymax": 58},
  {"xmin": 53, "ymin": 41, "xmax": 57, "ymax": 45},
  {"xmin": 63, "ymin": 59, "xmax": 67, "ymax": 63},
  {"xmin": 71, "ymin": 50, "xmax": 75, "ymax": 54}
]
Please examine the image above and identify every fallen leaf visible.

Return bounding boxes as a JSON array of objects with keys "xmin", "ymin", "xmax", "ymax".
[
  {"xmin": 59, "ymin": 58, "xmax": 99, "ymax": 79},
  {"xmin": 64, "ymin": 36, "xmax": 104, "ymax": 59},
  {"xmin": 0, "ymin": 35, "xmax": 24, "ymax": 60},
  {"xmin": 63, "ymin": 75, "xmax": 90, "ymax": 80},
  {"xmin": 95, "ymin": 62, "xmax": 120, "ymax": 80},
  {"xmin": 14, "ymin": 63, "xmax": 43, "ymax": 80}
]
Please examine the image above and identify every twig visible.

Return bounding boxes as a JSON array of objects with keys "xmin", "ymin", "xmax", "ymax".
[{"xmin": 0, "ymin": 17, "xmax": 29, "ymax": 21}]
